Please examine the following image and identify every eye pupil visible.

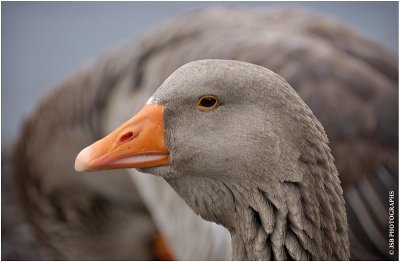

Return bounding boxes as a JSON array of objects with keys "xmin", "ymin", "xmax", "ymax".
[{"xmin": 200, "ymin": 97, "xmax": 216, "ymax": 107}]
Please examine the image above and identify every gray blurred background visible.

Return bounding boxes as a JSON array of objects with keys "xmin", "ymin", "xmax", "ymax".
[
  {"xmin": 1, "ymin": 1, "xmax": 398, "ymax": 260},
  {"xmin": 1, "ymin": 1, "xmax": 398, "ymax": 147}
]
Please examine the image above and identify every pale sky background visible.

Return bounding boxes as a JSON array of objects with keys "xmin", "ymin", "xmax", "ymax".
[{"xmin": 2, "ymin": 1, "xmax": 398, "ymax": 145}]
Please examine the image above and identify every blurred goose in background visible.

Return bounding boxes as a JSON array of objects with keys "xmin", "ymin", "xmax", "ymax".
[
  {"xmin": 13, "ymin": 7, "xmax": 397, "ymax": 260},
  {"xmin": 75, "ymin": 59, "xmax": 350, "ymax": 260}
]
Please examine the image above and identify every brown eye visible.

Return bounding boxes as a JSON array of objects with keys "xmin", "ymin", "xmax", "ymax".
[{"xmin": 196, "ymin": 95, "xmax": 220, "ymax": 111}]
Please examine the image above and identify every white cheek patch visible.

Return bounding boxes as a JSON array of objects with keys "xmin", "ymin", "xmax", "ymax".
[{"xmin": 146, "ymin": 96, "xmax": 161, "ymax": 105}]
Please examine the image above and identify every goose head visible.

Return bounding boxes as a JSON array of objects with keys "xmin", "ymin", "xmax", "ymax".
[{"xmin": 75, "ymin": 60, "xmax": 349, "ymax": 260}]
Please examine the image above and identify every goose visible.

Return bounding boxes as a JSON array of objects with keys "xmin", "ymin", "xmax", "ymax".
[
  {"xmin": 75, "ymin": 59, "xmax": 350, "ymax": 260},
  {"xmin": 12, "ymin": 7, "xmax": 397, "ymax": 260}
]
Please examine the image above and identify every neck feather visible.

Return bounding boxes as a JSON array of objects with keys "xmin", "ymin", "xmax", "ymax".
[
  {"xmin": 167, "ymin": 153, "xmax": 349, "ymax": 260},
  {"xmin": 229, "ymin": 180, "xmax": 349, "ymax": 260}
]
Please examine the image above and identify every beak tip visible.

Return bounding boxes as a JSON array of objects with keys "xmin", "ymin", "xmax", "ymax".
[{"xmin": 74, "ymin": 146, "xmax": 92, "ymax": 172}]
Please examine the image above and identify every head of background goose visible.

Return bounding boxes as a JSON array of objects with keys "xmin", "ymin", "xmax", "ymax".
[{"xmin": 75, "ymin": 59, "xmax": 349, "ymax": 260}]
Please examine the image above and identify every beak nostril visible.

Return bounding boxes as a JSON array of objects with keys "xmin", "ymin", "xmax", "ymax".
[{"xmin": 120, "ymin": 131, "xmax": 134, "ymax": 143}]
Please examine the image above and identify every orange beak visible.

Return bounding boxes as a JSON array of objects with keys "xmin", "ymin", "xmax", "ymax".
[{"xmin": 74, "ymin": 104, "xmax": 169, "ymax": 172}]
